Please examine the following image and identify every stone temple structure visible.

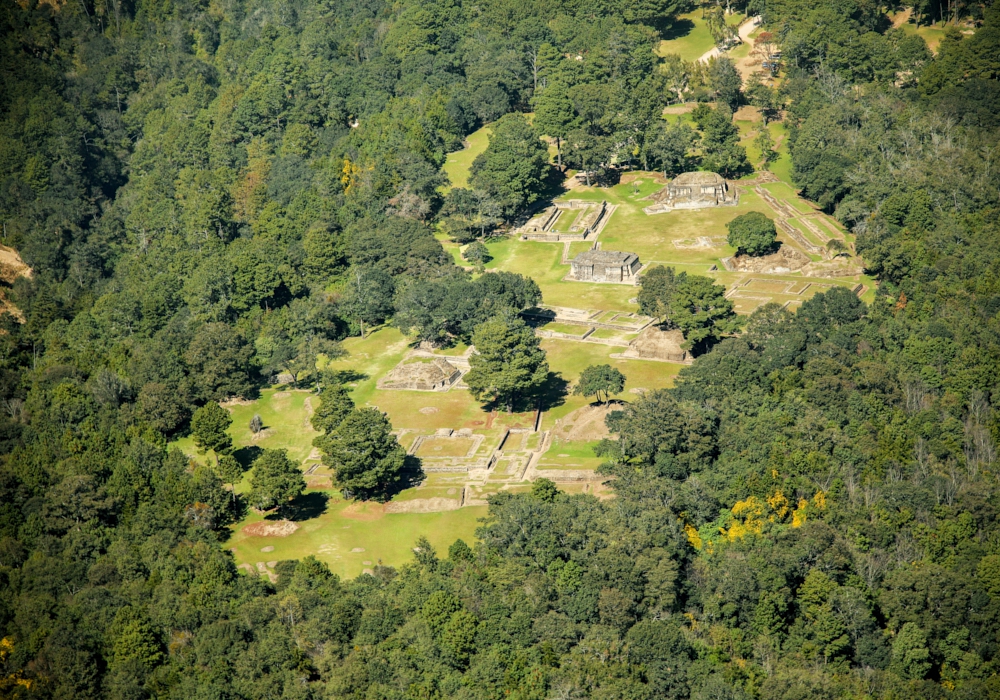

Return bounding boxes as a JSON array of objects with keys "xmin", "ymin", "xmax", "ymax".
[
  {"xmin": 644, "ymin": 172, "xmax": 738, "ymax": 214},
  {"xmin": 378, "ymin": 358, "xmax": 462, "ymax": 391},
  {"xmin": 569, "ymin": 250, "xmax": 641, "ymax": 283}
]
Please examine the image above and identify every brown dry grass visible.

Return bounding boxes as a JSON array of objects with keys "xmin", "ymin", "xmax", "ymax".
[
  {"xmin": 242, "ymin": 520, "xmax": 300, "ymax": 537},
  {"xmin": 385, "ymin": 497, "xmax": 462, "ymax": 514},
  {"xmin": 340, "ymin": 502, "xmax": 386, "ymax": 521},
  {"xmin": 553, "ymin": 404, "xmax": 616, "ymax": 443}
]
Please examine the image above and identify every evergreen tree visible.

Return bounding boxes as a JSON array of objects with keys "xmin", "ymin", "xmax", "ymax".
[
  {"xmin": 215, "ymin": 454, "xmax": 243, "ymax": 505},
  {"xmin": 465, "ymin": 313, "xmax": 549, "ymax": 412},
  {"xmin": 708, "ymin": 56, "xmax": 742, "ymax": 111},
  {"xmin": 247, "ymin": 448, "xmax": 305, "ymax": 512},
  {"xmin": 533, "ymin": 82, "xmax": 577, "ymax": 167},
  {"xmin": 190, "ymin": 403, "xmax": 233, "ymax": 462},
  {"xmin": 462, "ymin": 241, "xmax": 491, "ymax": 267},
  {"xmin": 637, "ymin": 266, "xmax": 737, "ymax": 353},
  {"xmin": 310, "ymin": 384, "xmax": 356, "ymax": 434},
  {"xmin": 699, "ymin": 107, "xmax": 751, "ymax": 178},
  {"xmin": 340, "ymin": 266, "xmax": 395, "ymax": 337},
  {"xmin": 320, "ymin": 408, "xmax": 408, "ymax": 501},
  {"xmin": 753, "ymin": 127, "xmax": 776, "ymax": 167},
  {"xmin": 637, "ymin": 265, "xmax": 677, "ymax": 319},
  {"xmin": 646, "ymin": 121, "xmax": 697, "ymax": 178},
  {"xmin": 469, "ymin": 113, "xmax": 550, "ymax": 218}
]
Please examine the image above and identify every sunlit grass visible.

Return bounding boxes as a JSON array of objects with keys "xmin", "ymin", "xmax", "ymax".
[{"xmin": 441, "ymin": 126, "xmax": 491, "ymax": 191}]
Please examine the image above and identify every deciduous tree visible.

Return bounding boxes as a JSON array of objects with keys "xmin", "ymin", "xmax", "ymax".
[
  {"xmin": 574, "ymin": 364, "xmax": 626, "ymax": 404},
  {"xmin": 726, "ymin": 211, "xmax": 778, "ymax": 256}
]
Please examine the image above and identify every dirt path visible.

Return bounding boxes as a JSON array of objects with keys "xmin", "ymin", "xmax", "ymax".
[
  {"xmin": 697, "ymin": 15, "xmax": 761, "ymax": 64},
  {"xmin": 891, "ymin": 7, "xmax": 912, "ymax": 27}
]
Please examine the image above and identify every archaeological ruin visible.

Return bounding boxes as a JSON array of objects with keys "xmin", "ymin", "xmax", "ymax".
[
  {"xmin": 643, "ymin": 171, "xmax": 739, "ymax": 214},
  {"xmin": 568, "ymin": 250, "xmax": 641, "ymax": 283},
  {"xmin": 377, "ymin": 357, "xmax": 463, "ymax": 391}
]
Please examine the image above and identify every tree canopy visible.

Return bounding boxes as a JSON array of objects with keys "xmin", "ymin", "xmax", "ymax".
[
  {"xmin": 465, "ymin": 312, "xmax": 549, "ymax": 412},
  {"xmin": 2, "ymin": 0, "xmax": 1000, "ymax": 697},
  {"xmin": 574, "ymin": 364, "xmax": 627, "ymax": 404},
  {"xmin": 247, "ymin": 448, "xmax": 306, "ymax": 512},
  {"xmin": 319, "ymin": 407, "xmax": 410, "ymax": 501},
  {"xmin": 726, "ymin": 211, "xmax": 778, "ymax": 256},
  {"xmin": 469, "ymin": 113, "xmax": 550, "ymax": 218}
]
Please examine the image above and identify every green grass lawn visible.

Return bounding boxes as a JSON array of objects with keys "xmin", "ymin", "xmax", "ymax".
[
  {"xmin": 539, "ymin": 338, "xmax": 683, "ymax": 424},
  {"xmin": 434, "ymin": 229, "xmax": 466, "ymax": 264},
  {"xmin": 442, "ymin": 126, "xmax": 491, "ymax": 191},
  {"xmin": 890, "ymin": 11, "xmax": 950, "ymax": 53},
  {"xmin": 486, "ymin": 237, "xmax": 636, "ymax": 310},
  {"xmin": 228, "ymin": 494, "xmax": 485, "ymax": 580},
  {"xmin": 763, "ymin": 182, "xmax": 816, "ymax": 215},
  {"xmin": 537, "ymin": 437, "xmax": 605, "ymax": 471},
  {"xmin": 172, "ymin": 388, "xmax": 320, "ymax": 473},
  {"xmin": 657, "ymin": 11, "xmax": 746, "ymax": 62},
  {"xmin": 593, "ymin": 183, "xmax": 774, "ymax": 268}
]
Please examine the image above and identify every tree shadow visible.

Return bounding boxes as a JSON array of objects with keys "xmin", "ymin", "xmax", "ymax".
[
  {"xmin": 324, "ymin": 369, "xmax": 369, "ymax": 385},
  {"xmin": 537, "ymin": 371, "xmax": 569, "ymax": 413},
  {"xmin": 359, "ymin": 455, "xmax": 425, "ymax": 504},
  {"xmin": 280, "ymin": 491, "xmax": 330, "ymax": 522},
  {"xmin": 232, "ymin": 445, "xmax": 263, "ymax": 470},
  {"xmin": 660, "ymin": 18, "xmax": 695, "ymax": 42}
]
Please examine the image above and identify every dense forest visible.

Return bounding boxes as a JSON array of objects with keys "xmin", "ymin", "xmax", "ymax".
[{"xmin": 2, "ymin": 0, "xmax": 1000, "ymax": 697}]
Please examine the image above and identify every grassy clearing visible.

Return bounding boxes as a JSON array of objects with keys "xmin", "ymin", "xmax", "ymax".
[
  {"xmin": 763, "ymin": 182, "xmax": 816, "ymax": 215},
  {"xmin": 172, "ymin": 388, "xmax": 319, "ymax": 473},
  {"xmin": 227, "ymin": 495, "xmax": 485, "ymax": 580},
  {"xmin": 588, "ymin": 328, "xmax": 639, "ymax": 343},
  {"xmin": 442, "ymin": 126, "xmax": 491, "ymax": 191},
  {"xmin": 538, "ymin": 435, "xmax": 605, "ymax": 471},
  {"xmin": 890, "ymin": 12, "xmax": 950, "ymax": 53},
  {"xmin": 766, "ymin": 121, "xmax": 794, "ymax": 184},
  {"xmin": 539, "ymin": 338, "xmax": 683, "ymax": 424},
  {"xmin": 539, "ymin": 321, "xmax": 590, "ymax": 335},
  {"xmin": 568, "ymin": 240, "xmax": 594, "ymax": 258},
  {"xmin": 487, "ymin": 238, "xmax": 636, "ymax": 310},
  {"xmin": 434, "ymin": 229, "xmax": 466, "ymax": 264},
  {"xmin": 657, "ymin": 11, "xmax": 746, "ymax": 62},
  {"xmin": 593, "ymin": 183, "xmax": 773, "ymax": 268},
  {"xmin": 414, "ymin": 436, "xmax": 477, "ymax": 458}
]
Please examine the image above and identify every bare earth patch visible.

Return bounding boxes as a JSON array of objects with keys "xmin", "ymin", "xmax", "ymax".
[
  {"xmin": 734, "ymin": 105, "xmax": 761, "ymax": 122},
  {"xmin": 386, "ymin": 497, "xmax": 462, "ymax": 514},
  {"xmin": 221, "ymin": 397, "xmax": 254, "ymax": 408},
  {"xmin": 662, "ymin": 103, "xmax": 696, "ymax": 115},
  {"xmin": 420, "ymin": 407, "xmax": 439, "ymax": 414},
  {"xmin": 553, "ymin": 404, "xmax": 617, "ymax": 442},
  {"xmin": 305, "ymin": 476, "xmax": 332, "ymax": 489},
  {"xmin": 250, "ymin": 427, "xmax": 274, "ymax": 443},
  {"xmin": 727, "ymin": 245, "xmax": 810, "ymax": 273},
  {"xmin": 340, "ymin": 502, "xmax": 385, "ymax": 521},
  {"xmin": 242, "ymin": 520, "xmax": 300, "ymax": 537}
]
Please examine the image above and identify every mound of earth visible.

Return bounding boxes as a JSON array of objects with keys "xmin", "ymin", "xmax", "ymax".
[
  {"xmin": 727, "ymin": 244, "xmax": 809, "ymax": 273},
  {"xmin": 385, "ymin": 497, "xmax": 462, "ymax": 514},
  {"xmin": 621, "ymin": 326, "xmax": 687, "ymax": 362},
  {"xmin": 552, "ymin": 403, "xmax": 617, "ymax": 442},
  {"xmin": 242, "ymin": 520, "xmax": 299, "ymax": 537}
]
